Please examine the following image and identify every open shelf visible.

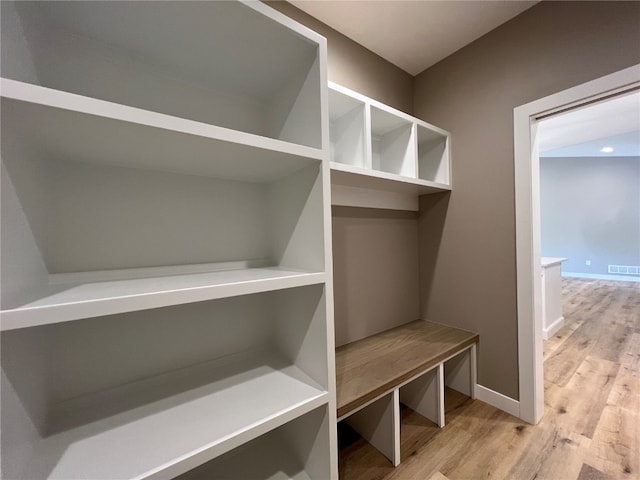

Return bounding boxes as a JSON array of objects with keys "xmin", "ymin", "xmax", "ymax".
[
  {"xmin": 1, "ymin": 267, "xmax": 326, "ymax": 331},
  {"xmin": 417, "ymin": 124, "xmax": 450, "ymax": 184},
  {"xmin": 328, "ymin": 82, "xmax": 451, "ymax": 211},
  {"xmin": 329, "ymin": 88, "xmax": 367, "ymax": 168},
  {"xmin": 1, "ymin": 80, "xmax": 322, "ymax": 182},
  {"xmin": 21, "ymin": 353, "xmax": 327, "ymax": 480},
  {"xmin": 1, "ymin": 94, "xmax": 327, "ymax": 317},
  {"xmin": 177, "ymin": 405, "xmax": 331, "ymax": 480},
  {"xmin": 1, "ymin": 1, "xmax": 323, "ymax": 149},
  {"xmin": 3, "ymin": 284, "xmax": 331, "ymax": 479},
  {"xmin": 370, "ymin": 106, "xmax": 415, "ymax": 178}
]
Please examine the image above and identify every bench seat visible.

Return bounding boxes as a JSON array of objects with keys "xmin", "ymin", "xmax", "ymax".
[{"xmin": 335, "ymin": 319, "xmax": 479, "ymax": 467}]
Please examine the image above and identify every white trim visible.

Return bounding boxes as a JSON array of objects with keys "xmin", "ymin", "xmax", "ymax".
[
  {"xmin": 563, "ymin": 272, "xmax": 640, "ymax": 282},
  {"xmin": 514, "ymin": 64, "xmax": 640, "ymax": 425},
  {"xmin": 470, "ymin": 343, "xmax": 477, "ymax": 400},
  {"xmin": 475, "ymin": 384, "xmax": 520, "ymax": 418},
  {"xmin": 542, "ymin": 316, "xmax": 565, "ymax": 340}
]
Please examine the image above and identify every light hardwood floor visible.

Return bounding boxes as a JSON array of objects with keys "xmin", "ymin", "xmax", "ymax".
[{"xmin": 338, "ymin": 278, "xmax": 639, "ymax": 480}]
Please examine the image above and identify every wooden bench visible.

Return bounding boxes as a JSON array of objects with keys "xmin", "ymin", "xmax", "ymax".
[{"xmin": 335, "ymin": 320, "xmax": 479, "ymax": 466}]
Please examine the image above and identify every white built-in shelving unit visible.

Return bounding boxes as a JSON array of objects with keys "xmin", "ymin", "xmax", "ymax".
[
  {"xmin": 0, "ymin": 1, "xmax": 336, "ymax": 479},
  {"xmin": 329, "ymin": 82, "xmax": 451, "ymax": 211}
]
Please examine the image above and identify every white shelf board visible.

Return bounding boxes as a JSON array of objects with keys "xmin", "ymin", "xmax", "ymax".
[
  {"xmin": 330, "ymin": 162, "xmax": 451, "ymax": 196},
  {"xmin": 0, "ymin": 268, "xmax": 326, "ymax": 331},
  {"xmin": 1, "ymin": 79, "xmax": 322, "ymax": 182},
  {"xmin": 23, "ymin": 353, "xmax": 328, "ymax": 480}
]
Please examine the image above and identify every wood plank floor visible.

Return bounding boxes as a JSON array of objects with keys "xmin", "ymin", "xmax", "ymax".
[{"xmin": 338, "ymin": 278, "xmax": 639, "ymax": 480}]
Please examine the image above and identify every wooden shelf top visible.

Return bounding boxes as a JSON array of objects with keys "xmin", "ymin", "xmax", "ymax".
[{"xmin": 335, "ymin": 320, "xmax": 478, "ymax": 419}]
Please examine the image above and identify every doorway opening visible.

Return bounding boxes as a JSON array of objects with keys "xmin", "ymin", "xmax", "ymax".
[{"xmin": 513, "ymin": 64, "xmax": 640, "ymax": 424}]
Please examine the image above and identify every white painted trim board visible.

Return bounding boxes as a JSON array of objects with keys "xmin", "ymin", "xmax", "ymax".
[
  {"xmin": 542, "ymin": 316, "xmax": 565, "ymax": 340},
  {"xmin": 475, "ymin": 384, "xmax": 520, "ymax": 418}
]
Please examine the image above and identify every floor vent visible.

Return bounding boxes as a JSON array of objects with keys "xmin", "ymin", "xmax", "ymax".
[{"xmin": 608, "ymin": 265, "xmax": 640, "ymax": 275}]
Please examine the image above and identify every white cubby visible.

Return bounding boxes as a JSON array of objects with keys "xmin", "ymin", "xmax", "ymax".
[
  {"xmin": 1, "ymin": 91, "xmax": 326, "ymax": 329},
  {"xmin": 417, "ymin": 124, "xmax": 450, "ymax": 185},
  {"xmin": 370, "ymin": 106, "xmax": 415, "ymax": 178},
  {"xmin": 328, "ymin": 88, "xmax": 367, "ymax": 168},
  {"xmin": 0, "ymin": 1, "xmax": 322, "ymax": 149},
  {"xmin": 1, "ymin": 2, "xmax": 336, "ymax": 479},
  {"xmin": 328, "ymin": 82, "xmax": 451, "ymax": 211},
  {"xmin": 444, "ymin": 346, "xmax": 477, "ymax": 401}
]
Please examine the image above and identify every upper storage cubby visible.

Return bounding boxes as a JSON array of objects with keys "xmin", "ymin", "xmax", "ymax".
[
  {"xmin": 370, "ymin": 106, "xmax": 415, "ymax": 177},
  {"xmin": 328, "ymin": 82, "xmax": 451, "ymax": 211},
  {"xmin": 329, "ymin": 88, "xmax": 367, "ymax": 168},
  {"xmin": 0, "ymin": 0, "xmax": 323, "ymax": 149},
  {"xmin": 417, "ymin": 124, "xmax": 450, "ymax": 185}
]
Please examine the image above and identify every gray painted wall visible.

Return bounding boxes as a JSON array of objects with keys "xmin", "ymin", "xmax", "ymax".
[
  {"xmin": 414, "ymin": 1, "xmax": 640, "ymax": 399},
  {"xmin": 540, "ymin": 156, "xmax": 640, "ymax": 276},
  {"xmin": 332, "ymin": 207, "xmax": 420, "ymax": 347}
]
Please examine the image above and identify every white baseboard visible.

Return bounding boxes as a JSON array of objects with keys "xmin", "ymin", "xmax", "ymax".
[
  {"xmin": 475, "ymin": 384, "xmax": 520, "ymax": 418},
  {"xmin": 543, "ymin": 316, "xmax": 565, "ymax": 340},
  {"xmin": 563, "ymin": 272, "xmax": 640, "ymax": 282}
]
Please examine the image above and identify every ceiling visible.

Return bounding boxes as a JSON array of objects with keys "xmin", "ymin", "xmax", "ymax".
[
  {"xmin": 539, "ymin": 91, "xmax": 640, "ymax": 158},
  {"xmin": 290, "ymin": 0, "xmax": 538, "ymax": 75}
]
